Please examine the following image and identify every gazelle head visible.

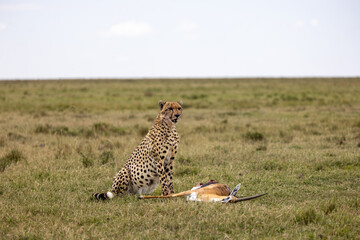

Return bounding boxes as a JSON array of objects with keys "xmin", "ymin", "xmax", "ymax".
[
  {"xmin": 221, "ymin": 183, "xmax": 241, "ymax": 203},
  {"xmin": 221, "ymin": 183, "xmax": 268, "ymax": 203}
]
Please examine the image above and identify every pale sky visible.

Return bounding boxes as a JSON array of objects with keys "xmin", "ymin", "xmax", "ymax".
[{"xmin": 0, "ymin": 0, "xmax": 359, "ymax": 79}]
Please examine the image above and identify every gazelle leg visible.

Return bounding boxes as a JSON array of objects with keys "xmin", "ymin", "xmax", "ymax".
[{"xmin": 139, "ymin": 189, "xmax": 194, "ymax": 199}]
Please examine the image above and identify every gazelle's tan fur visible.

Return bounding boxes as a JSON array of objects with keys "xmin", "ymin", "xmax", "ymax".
[{"xmin": 139, "ymin": 181, "xmax": 267, "ymax": 203}]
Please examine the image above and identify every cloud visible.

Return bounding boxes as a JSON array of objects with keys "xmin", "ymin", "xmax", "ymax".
[
  {"xmin": 310, "ymin": 19, "xmax": 319, "ymax": 27},
  {"xmin": 0, "ymin": 3, "xmax": 40, "ymax": 11},
  {"xmin": 108, "ymin": 21, "xmax": 153, "ymax": 37},
  {"xmin": 293, "ymin": 20, "xmax": 305, "ymax": 28},
  {"xmin": 293, "ymin": 19, "xmax": 320, "ymax": 29},
  {"xmin": 178, "ymin": 21, "xmax": 199, "ymax": 32},
  {"xmin": 115, "ymin": 55, "xmax": 130, "ymax": 63},
  {"xmin": 0, "ymin": 23, "xmax": 7, "ymax": 31}
]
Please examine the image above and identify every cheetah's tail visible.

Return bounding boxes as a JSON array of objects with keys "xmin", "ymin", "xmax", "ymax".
[{"xmin": 92, "ymin": 192, "xmax": 115, "ymax": 200}]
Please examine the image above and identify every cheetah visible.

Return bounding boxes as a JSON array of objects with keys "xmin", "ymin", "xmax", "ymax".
[{"xmin": 92, "ymin": 100, "xmax": 183, "ymax": 200}]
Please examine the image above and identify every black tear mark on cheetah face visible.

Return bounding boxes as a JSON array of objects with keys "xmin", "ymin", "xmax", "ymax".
[{"xmin": 159, "ymin": 101, "xmax": 183, "ymax": 124}]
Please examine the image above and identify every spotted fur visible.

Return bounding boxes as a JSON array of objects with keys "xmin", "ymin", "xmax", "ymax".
[{"xmin": 92, "ymin": 100, "xmax": 183, "ymax": 200}]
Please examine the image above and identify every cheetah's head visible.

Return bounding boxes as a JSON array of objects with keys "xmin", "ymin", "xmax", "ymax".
[{"xmin": 158, "ymin": 100, "xmax": 183, "ymax": 124}]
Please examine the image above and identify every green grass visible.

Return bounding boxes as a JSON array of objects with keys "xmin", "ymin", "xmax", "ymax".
[
  {"xmin": 0, "ymin": 149, "xmax": 26, "ymax": 172},
  {"xmin": 0, "ymin": 78, "xmax": 359, "ymax": 239}
]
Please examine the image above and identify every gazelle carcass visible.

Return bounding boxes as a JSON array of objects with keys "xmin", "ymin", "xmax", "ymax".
[{"xmin": 138, "ymin": 180, "xmax": 267, "ymax": 203}]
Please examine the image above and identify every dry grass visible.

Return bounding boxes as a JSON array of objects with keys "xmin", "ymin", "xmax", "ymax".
[{"xmin": 0, "ymin": 78, "xmax": 359, "ymax": 239}]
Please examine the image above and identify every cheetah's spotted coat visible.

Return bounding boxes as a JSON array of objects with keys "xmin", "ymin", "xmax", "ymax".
[{"xmin": 92, "ymin": 100, "xmax": 183, "ymax": 200}]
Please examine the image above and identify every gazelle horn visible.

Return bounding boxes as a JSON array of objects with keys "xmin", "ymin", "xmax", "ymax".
[{"xmin": 232, "ymin": 193, "xmax": 268, "ymax": 203}]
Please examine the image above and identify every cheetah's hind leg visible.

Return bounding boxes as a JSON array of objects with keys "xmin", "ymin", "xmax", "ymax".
[{"xmin": 92, "ymin": 168, "xmax": 130, "ymax": 200}]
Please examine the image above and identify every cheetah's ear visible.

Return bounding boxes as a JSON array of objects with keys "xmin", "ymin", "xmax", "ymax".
[
  {"xmin": 158, "ymin": 100, "xmax": 166, "ymax": 110},
  {"xmin": 177, "ymin": 100, "xmax": 183, "ymax": 107}
]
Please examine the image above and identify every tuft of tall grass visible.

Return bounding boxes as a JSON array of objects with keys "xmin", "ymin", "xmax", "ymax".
[
  {"xmin": 100, "ymin": 151, "xmax": 114, "ymax": 165},
  {"xmin": 35, "ymin": 122, "xmax": 127, "ymax": 138},
  {"xmin": 7, "ymin": 132, "xmax": 26, "ymax": 141},
  {"xmin": 322, "ymin": 201, "xmax": 336, "ymax": 215},
  {"xmin": 80, "ymin": 152, "xmax": 94, "ymax": 168},
  {"xmin": 295, "ymin": 208, "xmax": 319, "ymax": 225},
  {"xmin": 0, "ymin": 149, "xmax": 25, "ymax": 172},
  {"xmin": 35, "ymin": 124, "xmax": 77, "ymax": 136},
  {"xmin": 244, "ymin": 131, "xmax": 265, "ymax": 141}
]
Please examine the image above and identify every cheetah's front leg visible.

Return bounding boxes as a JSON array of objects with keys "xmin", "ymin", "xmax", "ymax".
[
  {"xmin": 154, "ymin": 150, "xmax": 171, "ymax": 196},
  {"xmin": 164, "ymin": 161, "xmax": 174, "ymax": 194},
  {"xmin": 165, "ymin": 148, "xmax": 177, "ymax": 194}
]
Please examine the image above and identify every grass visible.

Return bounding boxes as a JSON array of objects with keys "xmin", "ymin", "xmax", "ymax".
[
  {"xmin": 0, "ymin": 78, "xmax": 359, "ymax": 239},
  {"xmin": 0, "ymin": 149, "xmax": 26, "ymax": 172}
]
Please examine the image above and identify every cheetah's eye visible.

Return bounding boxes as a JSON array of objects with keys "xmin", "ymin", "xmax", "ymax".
[{"xmin": 178, "ymin": 108, "xmax": 181, "ymax": 110}]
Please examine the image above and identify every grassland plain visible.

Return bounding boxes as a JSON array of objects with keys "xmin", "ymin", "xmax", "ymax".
[{"xmin": 0, "ymin": 78, "xmax": 359, "ymax": 239}]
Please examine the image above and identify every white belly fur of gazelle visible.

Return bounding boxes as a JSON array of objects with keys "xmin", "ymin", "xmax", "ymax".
[
  {"xmin": 186, "ymin": 186, "xmax": 223, "ymax": 202},
  {"xmin": 186, "ymin": 186, "xmax": 200, "ymax": 201}
]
